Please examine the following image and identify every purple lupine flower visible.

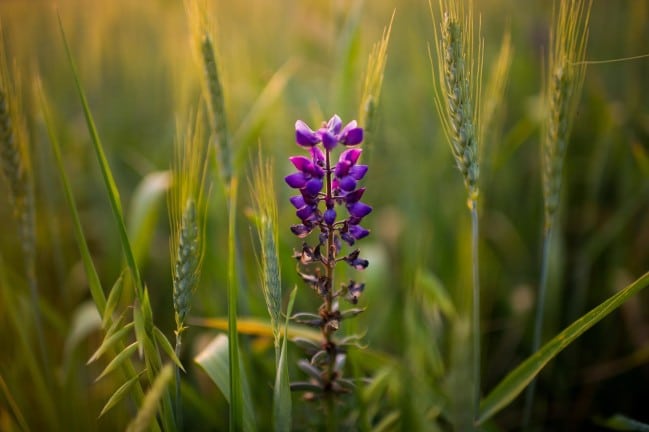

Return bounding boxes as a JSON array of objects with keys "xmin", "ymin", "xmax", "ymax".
[{"xmin": 287, "ymin": 115, "xmax": 371, "ymax": 401}]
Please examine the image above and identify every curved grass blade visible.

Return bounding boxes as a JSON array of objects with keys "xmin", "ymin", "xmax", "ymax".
[
  {"xmin": 153, "ymin": 326, "xmax": 185, "ymax": 372},
  {"xmin": 103, "ymin": 271, "xmax": 126, "ymax": 329},
  {"xmin": 595, "ymin": 414, "xmax": 649, "ymax": 431},
  {"xmin": 57, "ymin": 12, "xmax": 143, "ymax": 299},
  {"xmin": 100, "ymin": 370, "xmax": 146, "ymax": 418},
  {"xmin": 96, "ymin": 341, "xmax": 139, "ymax": 383},
  {"xmin": 274, "ymin": 286, "xmax": 297, "ymax": 432},
  {"xmin": 88, "ymin": 322, "xmax": 135, "ymax": 365},
  {"xmin": 126, "ymin": 364, "xmax": 174, "ymax": 432},
  {"xmin": 194, "ymin": 334, "xmax": 256, "ymax": 432},
  {"xmin": 478, "ymin": 270, "xmax": 649, "ymax": 424}
]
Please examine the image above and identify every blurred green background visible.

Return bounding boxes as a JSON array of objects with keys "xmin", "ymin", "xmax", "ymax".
[{"xmin": 0, "ymin": 0, "xmax": 648, "ymax": 430}]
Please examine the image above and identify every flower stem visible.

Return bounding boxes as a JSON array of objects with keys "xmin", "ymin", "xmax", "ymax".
[
  {"xmin": 470, "ymin": 199, "xmax": 481, "ymax": 422},
  {"xmin": 523, "ymin": 224, "xmax": 553, "ymax": 428}
]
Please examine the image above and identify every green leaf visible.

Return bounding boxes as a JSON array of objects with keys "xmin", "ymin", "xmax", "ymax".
[
  {"xmin": 35, "ymin": 76, "xmax": 106, "ymax": 315},
  {"xmin": 127, "ymin": 171, "xmax": 171, "ymax": 268},
  {"xmin": 134, "ymin": 302, "xmax": 146, "ymax": 359},
  {"xmin": 126, "ymin": 364, "xmax": 174, "ymax": 432},
  {"xmin": 57, "ymin": 13, "xmax": 143, "ymax": 300},
  {"xmin": 194, "ymin": 334, "xmax": 256, "ymax": 432},
  {"xmin": 596, "ymin": 413, "xmax": 649, "ymax": 431},
  {"xmin": 100, "ymin": 370, "xmax": 146, "ymax": 417},
  {"xmin": 273, "ymin": 286, "xmax": 297, "ymax": 432},
  {"xmin": 153, "ymin": 326, "xmax": 185, "ymax": 372},
  {"xmin": 103, "ymin": 271, "xmax": 126, "ymax": 329},
  {"xmin": 96, "ymin": 341, "xmax": 139, "ymax": 382},
  {"xmin": 415, "ymin": 269, "xmax": 456, "ymax": 319},
  {"xmin": 478, "ymin": 270, "xmax": 649, "ymax": 424},
  {"xmin": 88, "ymin": 322, "xmax": 134, "ymax": 365}
]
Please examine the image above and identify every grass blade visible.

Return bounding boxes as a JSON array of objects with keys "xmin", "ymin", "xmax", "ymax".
[
  {"xmin": 273, "ymin": 286, "xmax": 297, "ymax": 432},
  {"xmin": 57, "ymin": 12, "xmax": 143, "ymax": 299},
  {"xmin": 103, "ymin": 272, "xmax": 126, "ymax": 329},
  {"xmin": 153, "ymin": 326, "xmax": 185, "ymax": 372},
  {"xmin": 194, "ymin": 334, "xmax": 256, "ymax": 432},
  {"xmin": 478, "ymin": 270, "xmax": 649, "ymax": 424},
  {"xmin": 100, "ymin": 370, "xmax": 146, "ymax": 418},
  {"xmin": 95, "ymin": 341, "xmax": 139, "ymax": 382},
  {"xmin": 126, "ymin": 364, "xmax": 174, "ymax": 432},
  {"xmin": 88, "ymin": 322, "xmax": 135, "ymax": 365}
]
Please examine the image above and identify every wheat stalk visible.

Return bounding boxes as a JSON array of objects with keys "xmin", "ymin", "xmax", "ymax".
[
  {"xmin": 251, "ymin": 156, "xmax": 282, "ymax": 353},
  {"xmin": 525, "ymin": 0, "xmax": 592, "ymax": 427},
  {"xmin": 185, "ymin": 0, "xmax": 231, "ymax": 186},
  {"xmin": 542, "ymin": 0, "xmax": 591, "ymax": 230},
  {"xmin": 431, "ymin": 0, "xmax": 484, "ymax": 203}
]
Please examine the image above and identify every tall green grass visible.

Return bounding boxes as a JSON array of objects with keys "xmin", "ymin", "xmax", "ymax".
[{"xmin": 0, "ymin": 0, "xmax": 647, "ymax": 430}]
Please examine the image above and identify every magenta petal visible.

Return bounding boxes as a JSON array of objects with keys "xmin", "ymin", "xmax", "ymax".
[
  {"xmin": 289, "ymin": 156, "xmax": 314, "ymax": 172},
  {"xmin": 334, "ymin": 160, "xmax": 351, "ymax": 178},
  {"xmin": 340, "ymin": 148, "xmax": 362, "ymax": 165},
  {"xmin": 285, "ymin": 172, "xmax": 307, "ymax": 189},
  {"xmin": 311, "ymin": 146, "xmax": 325, "ymax": 165},
  {"xmin": 350, "ymin": 165, "xmax": 368, "ymax": 180},
  {"xmin": 347, "ymin": 201, "xmax": 372, "ymax": 218},
  {"xmin": 295, "ymin": 120, "xmax": 320, "ymax": 146}
]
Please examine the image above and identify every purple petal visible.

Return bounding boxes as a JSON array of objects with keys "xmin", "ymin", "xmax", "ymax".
[
  {"xmin": 327, "ymin": 115, "xmax": 342, "ymax": 134},
  {"xmin": 295, "ymin": 120, "xmax": 320, "ymax": 146},
  {"xmin": 344, "ymin": 187, "xmax": 365, "ymax": 204},
  {"xmin": 311, "ymin": 146, "xmax": 325, "ymax": 165},
  {"xmin": 290, "ymin": 224, "xmax": 312, "ymax": 238},
  {"xmin": 340, "ymin": 121, "xmax": 363, "ymax": 145},
  {"xmin": 339, "ymin": 176, "xmax": 357, "ymax": 192},
  {"xmin": 289, "ymin": 195, "xmax": 306, "ymax": 209},
  {"xmin": 340, "ymin": 148, "xmax": 362, "ymax": 165},
  {"xmin": 350, "ymin": 165, "xmax": 368, "ymax": 180},
  {"xmin": 300, "ymin": 188, "xmax": 318, "ymax": 205},
  {"xmin": 321, "ymin": 130, "xmax": 338, "ymax": 151},
  {"xmin": 347, "ymin": 201, "xmax": 372, "ymax": 218},
  {"xmin": 289, "ymin": 156, "xmax": 314, "ymax": 173},
  {"xmin": 349, "ymin": 224, "xmax": 369, "ymax": 240},
  {"xmin": 334, "ymin": 160, "xmax": 351, "ymax": 178},
  {"xmin": 324, "ymin": 208, "xmax": 336, "ymax": 225},
  {"xmin": 296, "ymin": 205, "xmax": 315, "ymax": 221},
  {"xmin": 341, "ymin": 231, "xmax": 355, "ymax": 246},
  {"xmin": 304, "ymin": 177, "xmax": 323, "ymax": 195},
  {"xmin": 285, "ymin": 172, "xmax": 307, "ymax": 189}
]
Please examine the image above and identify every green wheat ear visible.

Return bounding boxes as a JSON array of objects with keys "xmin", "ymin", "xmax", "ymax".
[
  {"xmin": 0, "ymin": 28, "xmax": 35, "ymax": 260},
  {"xmin": 359, "ymin": 10, "xmax": 394, "ymax": 152},
  {"xmin": 169, "ymin": 111, "xmax": 209, "ymax": 335},
  {"xmin": 431, "ymin": 0, "xmax": 484, "ymax": 203},
  {"xmin": 542, "ymin": 0, "xmax": 592, "ymax": 230},
  {"xmin": 251, "ymin": 154, "xmax": 281, "ymax": 351},
  {"xmin": 185, "ymin": 0, "xmax": 231, "ymax": 186}
]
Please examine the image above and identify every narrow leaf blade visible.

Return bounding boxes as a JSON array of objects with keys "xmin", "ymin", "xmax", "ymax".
[
  {"xmin": 478, "ymin": 270, "xmax": 649, "ymax": 424},
  {"xmin": 194, "ymin": 334, "xmax": 256, "ymax": 432},
  {"xmin": 273, "ymin": 286, "xmax": 297, "ymax": 432}
]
